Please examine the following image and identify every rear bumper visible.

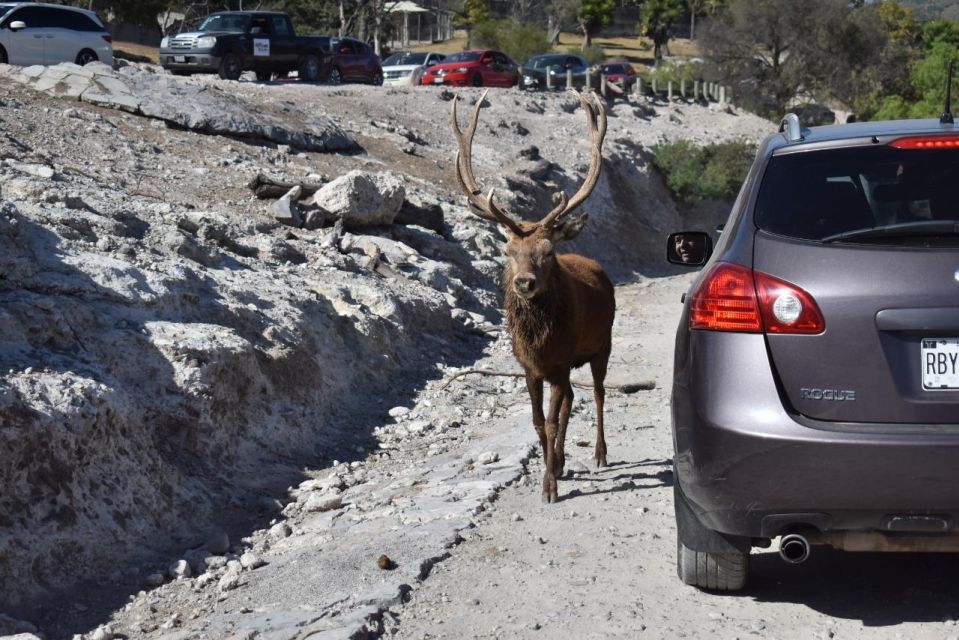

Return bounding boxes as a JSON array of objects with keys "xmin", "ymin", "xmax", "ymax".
[{"xmin": 673, "ymin": 331, "xmax": 959, "ymax": 539}]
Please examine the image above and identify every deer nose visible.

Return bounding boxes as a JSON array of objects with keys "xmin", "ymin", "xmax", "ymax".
[{"xmin": 514, "ymin": 275, "xmax": 536, "ymax": 293}]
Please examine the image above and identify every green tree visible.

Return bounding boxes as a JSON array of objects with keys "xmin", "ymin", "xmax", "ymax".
[
  {"xmin": 473, "ymin": 19, "xmax": 551, "ymax": 63},
  {"xmin": 686, "ymin": 0, "xmax": 724, "ymax": 40},
  {"xmin": 455, "ymin": 0, "xmax": 490, "ymax": 48},
  {"xmin": 578, "ymin": 0, "xmax": 614, "ymax": 49},
  {"xmin": 641, "ymin": 0, "xmax": 684, "ymax": 65},
  {"xmin": 546, "ymin": 0, "xmax": 580, "ymax": 45},
  {"xmin": 700, "ymin": 0, "xmax": 906, "ymax": 121},
  {"xmin": 876, "ymin": 40, "xmax": 959, "ymax": 119}
]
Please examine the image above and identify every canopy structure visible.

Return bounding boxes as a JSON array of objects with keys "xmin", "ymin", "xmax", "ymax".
[{"xmin": 386, "ymin": 1, "xmax": 453, "ymax": 47}]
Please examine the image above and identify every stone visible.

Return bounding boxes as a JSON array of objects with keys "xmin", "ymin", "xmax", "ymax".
[
  {"xmin": 269, "ymin": 522, "xmax": 292, "ymax": 540},
  {"xmin": 389, "ymin": 406, "xmax": 411, "ymax": 419},
  {"xmin": 312, "ymin": 170, "xmax": 405, "ymax": 228},
  {"xmin": 218, "ymin": 572, "xmax": 240, "ymax": 592},
  {"xmin": 205, "ymin": 532, "xmax": 230, "ymax": 555},
  {"xmin": 271, "ymin": 185, "xmax": 302, "ymax": 227},
  {"xmin": 89, "ymin": 624, "xmax": 115, "ymax": 640},
  {"xmin": 239, "ymin": 552, "xmax": 264, "ymax": 570},
  {"xmin": 146, "ymin": 573, "xmax": 166, "ymax": 587},
  {"xmin": 168, "ymin": 559, "xmax": 192, "ymax": 579},
  {"xmin": 303, "ymin": 492, "xmax": 343, "ymax": 513},
  {"xmin": 478, "ymin": 451, "xmax": 500, "ymax": 465},
  {"xmin": 394, "ymin": 200, "xmax": 445, "ymax": 234}
]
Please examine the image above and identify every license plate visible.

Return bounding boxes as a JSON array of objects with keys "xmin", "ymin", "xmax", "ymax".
[
  {"xmin": 922, "ymin": 338, "xmax": 959, "ymax": 389},
  {"xmin": 433, "ymin": 77, "xmax": 444, "ymax": 84},
  {"xmin": 174, "ymin": 55, "xmax": 186, "ymax": 63}
]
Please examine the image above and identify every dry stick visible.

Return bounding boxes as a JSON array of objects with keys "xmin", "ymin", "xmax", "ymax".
[{"xmin": 439, "ymin": 369, "xmax": 655, "ymax": 393}]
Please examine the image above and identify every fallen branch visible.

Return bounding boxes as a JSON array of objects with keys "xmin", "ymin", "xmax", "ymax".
[
  {"xmin": 439, "ymin": 369, "xmax": 655, "ymax": 393},
  {"xmin": 247, "ymin": 173, "xmax": 325, "ymax": 200}
]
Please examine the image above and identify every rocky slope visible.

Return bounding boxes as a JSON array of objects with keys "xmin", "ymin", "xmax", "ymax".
[{"xmin": 0, "ymin": 61, "xmax": 773, "ymax": 638}]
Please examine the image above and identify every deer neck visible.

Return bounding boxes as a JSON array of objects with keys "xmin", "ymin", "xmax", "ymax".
[{"xmin": 503, "ymin": 264, "xmax": 569, "ymax": 354}]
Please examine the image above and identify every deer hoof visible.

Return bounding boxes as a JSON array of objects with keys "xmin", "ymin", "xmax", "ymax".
[
  {"xmin": 594, "ymin": 454, "xmax": 607, "ymax": 468},
  {"xmin": 542, "ymin": 475, "xmax": 558, "ymax": 503}
]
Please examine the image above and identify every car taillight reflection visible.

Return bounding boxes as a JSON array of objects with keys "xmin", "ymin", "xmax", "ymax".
[{"xmin": 690, "ymin": 262, "xmax": 825, "ymax": 334}]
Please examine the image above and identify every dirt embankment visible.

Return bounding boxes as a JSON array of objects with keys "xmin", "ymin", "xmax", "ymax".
[{"xmin": 0, "ymin": 61, "xmax": 773, "ymax": 637}]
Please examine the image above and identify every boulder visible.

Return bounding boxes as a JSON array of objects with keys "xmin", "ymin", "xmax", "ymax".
[{"xmin": 312, "ymin": 171, "xmax": 405, "ymax": 228}]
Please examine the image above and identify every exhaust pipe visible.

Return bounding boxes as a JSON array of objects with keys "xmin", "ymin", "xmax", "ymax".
[{"xmin": 779, "ymin": 533, "xmax": 811, "ymax": 564}]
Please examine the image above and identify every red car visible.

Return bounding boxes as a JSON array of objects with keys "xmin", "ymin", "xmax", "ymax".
[
  {"xmin": 420, "ymin": 49, "xmax": 518, "ymax": 87},
  {"xmin": 595, "ymin": 59, "xmax": 636, "ymax": 90}
]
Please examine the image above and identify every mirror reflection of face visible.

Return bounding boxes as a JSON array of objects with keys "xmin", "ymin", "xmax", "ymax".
[{"xmin": 674, "ymin": 234, "xmax": 699, "ymax": 263}]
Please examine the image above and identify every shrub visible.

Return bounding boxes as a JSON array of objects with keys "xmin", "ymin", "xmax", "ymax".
[
  {"xmin": 574, "ymin": 44, "xmax": 607, "ymax": 65},
  {"xmin": 472, "ymin": 19, "xmax": 551, "ymax": 64},
  {"xmin": 650, "ymin": 139, "xmax": 756, "ymax": 203}
]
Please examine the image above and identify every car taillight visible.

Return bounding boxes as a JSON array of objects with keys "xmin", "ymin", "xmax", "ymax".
[
  {"xmin": 102, "ymin": 34, "xmax": 112, "ymax": 43},
  {"xmin": 690, "ymin": 263, "xmax": 761, "ymax": 332},
  {"xmin": 690, "ymin": 262, "xmax": 825, "ymax": 334},
  {"xmin": 889, "ymin": 135, "xmax": 959, "ymax": 149},
  {"xmin": 754, "ymin": 271, "xmax": 825, "ymax": 334}
]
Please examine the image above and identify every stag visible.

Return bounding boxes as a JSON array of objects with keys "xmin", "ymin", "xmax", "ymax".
[{"xmin": 451, "ymin": 90, "xmax": 615, "ymax": 503}]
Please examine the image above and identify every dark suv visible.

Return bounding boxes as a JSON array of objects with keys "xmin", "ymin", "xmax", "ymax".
[{"xmin": 668, "ymin": 113, "xmax": 959, "ymax": 590}]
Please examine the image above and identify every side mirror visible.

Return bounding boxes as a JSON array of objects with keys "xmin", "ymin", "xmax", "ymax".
[
  {"xmin": 9, "ymin": 20, "xmax": 26, "ymax": 30},
  {"xmin": 666, "ymin": 232, "xmax": 712, "ymax": 267}
]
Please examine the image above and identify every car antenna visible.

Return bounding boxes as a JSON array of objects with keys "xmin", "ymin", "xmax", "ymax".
[{"xmin": 941, "ymin": 60, "xmax": 955, "ymax": 125}]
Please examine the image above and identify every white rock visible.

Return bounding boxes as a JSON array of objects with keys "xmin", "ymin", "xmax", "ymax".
[
  {"xmin": 240, "ymin": 552, "xmax": 264, "ymax": 570},
  {"xmin": 269, "ymin": 522, "xmax": 292, "ymax": 539},
  {"xmin": 478, "ymin": 451, "xmax": 500, "ymax": 465},
  {"xmin": 303, "ymin": 492, "xmax": 343, "ymax": 513},
  {"xmin": 312, "ymin": 170, "xmax": 405, "ymax": 227},
  {"xmin": 168, "ymin": 559, "xmax": 192, "ymax": 579},
  {"xmin": 218, "ymin": 571, "xmax": 240, "ymax": 592},
  {"xmin": 388, "ymin": 406, "xmax": 411, "ymax": 419},
  {"xmin": 90, "ymin": 624, "xmax": 115, "ymax": 640},
  {"xmin": 145, "ymin": 573, "xmax": 165, "ymax": 587}
]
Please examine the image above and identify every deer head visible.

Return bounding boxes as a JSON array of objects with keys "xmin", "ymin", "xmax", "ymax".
[{"xmin": 451, "ymin": 89, "xmax": 607, "ymax": 300}]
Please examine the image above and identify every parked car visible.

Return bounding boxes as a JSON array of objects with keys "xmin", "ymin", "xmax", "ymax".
[
  {"xmin": 326, "ymin": 36, "xmax": 382, "ymax": 85},
  {"xmin": 520, "ymin": 53, "xmax": 588, "ymax": 90},
  {"xmin": 382, "ymin": 50, "xmax": 444, "ymax": 87},
  {"xmin": 668, "ymin": 112, "xmax": 959, "ymax": 591},
  {"xmin": 594, "ymin": 59, "xmax": 636, "ymax": 90},
  {"xmin": 159, "ymin": 11, "xmax": 328, "ymax": 81},
  {"xmin": 0, "ymin": 2, "xmax": 112, "ymax": 67},
  {"xmin": 420, "ymin": 49, "xmax": 517, "ymax": 87}
]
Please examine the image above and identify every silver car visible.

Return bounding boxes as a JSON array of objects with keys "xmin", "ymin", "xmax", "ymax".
[
  {"xmin": 0, "ymin": 2, "xmax": 113, "ymax": 67},
  {"xmin": 668, "ymin": 113, "xmax": 959, "ymax": 590}
]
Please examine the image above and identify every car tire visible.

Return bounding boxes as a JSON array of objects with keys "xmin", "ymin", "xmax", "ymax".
[
  {"xmin": 255, "ymin": 70, "xmax": 272, "ymax": 82},
  {"xmin": 75, "ymin": 49, "xmax": 98, "ymax": 65},
  {"xmin": 676, "ymin": 536, "xmax": 748, "ymax": 591},
  {"xmin": 299, "ymin": 54, "xmax": 320, "ymax": 82},
  {"xmin": 218, "ymin": 52, "xmax": 243, "ymax": 81},
  {"xmin": 329, "ymin": 66, "xmax": 342, "ymax": 85},
  {"xmin": 371, "ymin": 71, "xmax": 383, "ymax": 86},
  {"xmin": 471, "ymin": 73, "xmax": 483, "ymax": 87},
  {"xmin": 0, "ymin": 46, "xmax": 7, "ymax": 65}
]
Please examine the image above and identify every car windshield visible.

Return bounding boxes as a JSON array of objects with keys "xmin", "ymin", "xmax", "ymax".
[
  {"xmin": 527, "ymin": 56, "xmax": 565, "ymax": 69},
  {"xmin": 756, "ymin": 144, "xmax": 959, "ymax": 245},
  {"xmin": 383, "ymin": 52, "xmax": 428, "ymax": 66},
  {"xmin": 602, "ymin": 64, "xmax": 629, "ymax": 74},
  {"xmin": 198, "ymin": 13, "xmax": 250, "ymax": 32},
  {"xmin": 444, "ymin": 51, "xmax": 482, "ymax": 63},
  {"xmin": 0, "ymin": 4, "xmax": 17, "ymax": 18}
]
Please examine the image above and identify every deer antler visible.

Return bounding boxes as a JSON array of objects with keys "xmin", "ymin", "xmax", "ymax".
[
  {"xmin": 451, "ymin": 89, "xmax": 528, "ymax": 237},
  {"xmin": 539, "ymin": 91, "xmax": 608, "ymax": 228}
]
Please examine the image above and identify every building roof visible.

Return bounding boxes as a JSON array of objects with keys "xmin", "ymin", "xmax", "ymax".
[{"xmin": 386, "ymin": 1, "xmax": 430, "ymax": 13}]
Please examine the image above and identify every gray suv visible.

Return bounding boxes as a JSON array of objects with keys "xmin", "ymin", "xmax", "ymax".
[{"xmin": 668, "ymin": 113, "xmax": 959, "ymax": 590}]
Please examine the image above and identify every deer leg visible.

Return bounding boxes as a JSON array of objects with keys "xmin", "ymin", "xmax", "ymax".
[
  {"xmin": 542, "ymin": 381, "xmax": 566, "ymax": 504},
  {"xmin": 554, "ymin": 379, "xmax": 574, "ymax": 479},
  {"xmin": 525, "ymin": 371, "xmax": 547, "ymax": 456},
  {"xmin": 590, "ymin": 342, "xmax": 611, "ymax": 468}
]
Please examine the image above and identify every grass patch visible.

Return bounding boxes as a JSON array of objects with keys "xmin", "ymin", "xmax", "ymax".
[{"xmin": 115, "ymin": 41, "xmax": 159, "ymax": 63}]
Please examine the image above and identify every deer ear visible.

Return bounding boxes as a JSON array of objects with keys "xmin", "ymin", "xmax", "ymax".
[{"xmin": 551, "ymin": 213, "xmax": 589, "ymax": 242}]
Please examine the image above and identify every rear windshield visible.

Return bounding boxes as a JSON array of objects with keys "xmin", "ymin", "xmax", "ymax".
[
  {"xmin": 602, "ymin": 63, "xmax": 629, "ymax": 74},
  {"xmin": 198, "ymin": 13, "xmax": 249, "ymax": 32},
  {"xmin": 755, "ymin": 145, "xmax": 959, "ymax": 243},
  {"xmin": 527, "ymin": 55, "xmax": 564, "ymax": 69}
]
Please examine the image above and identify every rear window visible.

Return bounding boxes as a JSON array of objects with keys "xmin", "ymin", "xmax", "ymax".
[
  {"xmin": 444, "ymin": 51, "xmax": 481, "ymax": 63},
  {"xmin": 755, "ymin": 145, "xmax": 959, "ymax": 243}
]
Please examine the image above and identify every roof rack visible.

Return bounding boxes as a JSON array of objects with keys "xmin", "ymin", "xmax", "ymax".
[{"xmin": 779, "ymin": 113, "xmax": 804, "ymax": 143}]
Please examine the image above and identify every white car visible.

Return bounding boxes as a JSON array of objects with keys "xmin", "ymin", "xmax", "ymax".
[
  {"xmin": 0, "ymin": 2, "xmax": 113, "ymax": 67},
  {"xmin": 381, "ymin": 51, "xmax": 444, "ymax": 87}
]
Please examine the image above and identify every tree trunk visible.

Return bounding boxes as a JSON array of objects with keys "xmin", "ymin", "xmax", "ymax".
[
  {"xmin": 547, "ymin": 14, "xmax": 561, "ymax": 45},
  {"xmin": 339, "ymin": 0, "xmax": 347, "ymax": 37},
  {"xmin": 580, "ymin": 23, "xmax": 591, "ymax": 50},
  {"xmin": 690, "ymin": 12, "xmax": 695, "ymax": 40}
]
